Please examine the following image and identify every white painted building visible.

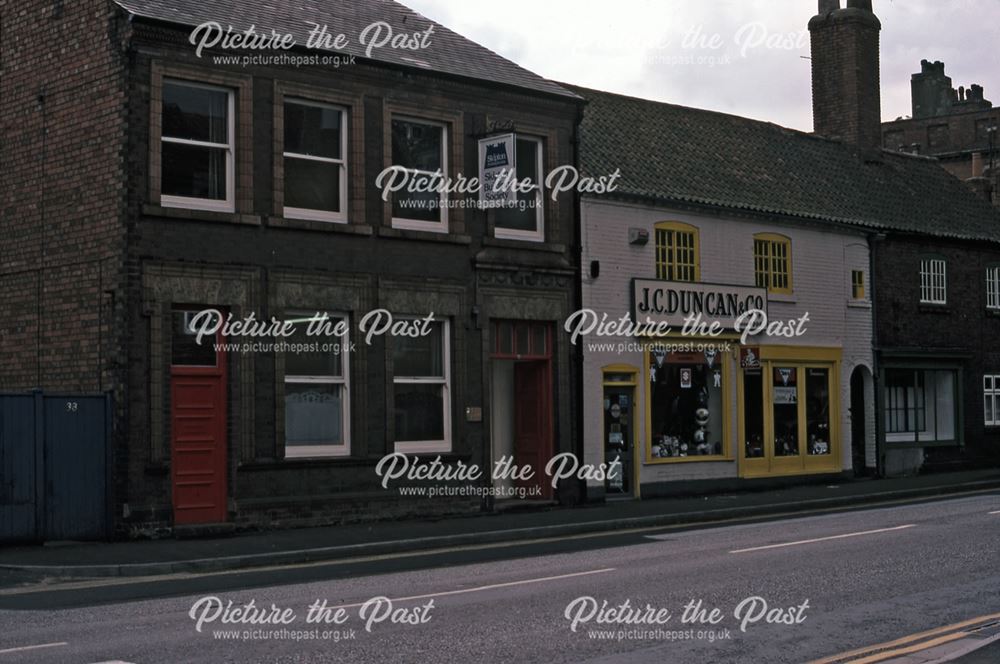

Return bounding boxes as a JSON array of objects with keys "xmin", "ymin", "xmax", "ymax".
[{"xmin": 568, "ymin": 86, "xmax": 877, "ymax": 500}]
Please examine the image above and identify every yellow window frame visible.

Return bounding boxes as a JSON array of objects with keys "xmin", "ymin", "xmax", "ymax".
[
  {"xmin": 753, "ymin": 233, "xmax": 793, "ymax": 295},
  {"xmin": 851, "ymin": 269, "xmax": 865, "ymax": 300},
  {"xmin": 655, "ymin": 221, "xmax": 700, "ymax": 282}
]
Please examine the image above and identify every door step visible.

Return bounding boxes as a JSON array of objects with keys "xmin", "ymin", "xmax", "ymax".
[{"xmin": 173, "ymin": 522, "xmax": 237, "ymax": 539}]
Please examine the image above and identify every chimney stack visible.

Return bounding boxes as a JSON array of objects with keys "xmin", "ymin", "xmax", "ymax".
[{"xmin": 809, "ymin": 0, "xmax": 882, "ymax": 151}]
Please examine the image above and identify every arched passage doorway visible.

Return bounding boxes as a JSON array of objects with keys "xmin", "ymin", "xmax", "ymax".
[{"xmin": 850, "ymin": 364, "xmax": 876, "ymax": 476}]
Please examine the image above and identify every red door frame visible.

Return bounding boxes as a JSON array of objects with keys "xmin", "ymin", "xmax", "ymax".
[
  {"xmin": 170, "ymin": 313, "xmax": 228, "ymax": 525},
  {"xmin": 492, "ymin": 322, "xmax": 555, "ymax": 500}
]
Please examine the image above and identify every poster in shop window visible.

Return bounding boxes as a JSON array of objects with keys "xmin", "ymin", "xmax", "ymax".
[{"xmin": 773, "ymin": 367, "xmax": 797, "ymax": 403}]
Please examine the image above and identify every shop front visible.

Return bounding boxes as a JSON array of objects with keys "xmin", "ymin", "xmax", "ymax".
[
  {"xmin": 738, "ymin": 346, "xmax": 842, "ymax": 479},
  {"xmin": 578, "ymin": 200, "xmax": 873, "ymax": 502}
]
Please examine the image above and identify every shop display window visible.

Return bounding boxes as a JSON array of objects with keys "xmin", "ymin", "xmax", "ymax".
[{"xmin": 648, "ymin": 347, "xmax": 725, "ymax": 459}]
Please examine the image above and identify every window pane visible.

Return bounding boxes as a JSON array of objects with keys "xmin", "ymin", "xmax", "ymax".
[
  {"xmin": 284, "ymin": 103, "xmax": 342, "ymax": 159},
  {"xmin": 163, "ymin": 82, "xmax": 228, "ymax": 143},
  {"xmin": 393, "ymin": 323, "xmax": 444, "ymax": 378},
  {"xmin": 932, "ymin": 371, "xmax": 955, "ymax": 440},
  {"xmin": 985, "ymin": 389, "xmax": 994, "ymax": 426},
  {"xmin": 743, "ymin": 370, "xmax": 764, "ymax": 458},
  {"xmin": 285, "ymin": 383, "xmax": 343, "ymax": 446},
  {"xmin": 394, "ymin": 384, "xmax": 444, "ymax": 441},
  {"xmin": 773, "ymin": 367, "xmax": 799, "ymax": 456},
  {"xmin": 162, "ymin": 143, "xmax": 227, "ymax": 200},
  {"xmin": 649, "ymin": 350, "xmax": 725, "ymax": 458},
  {"xmin": 392, "ymin": 119, "xmax": 442, "ymax": 172},
  {"xmin": 284, "ymin": 158, "xmax": 342, "ymax": 213},
  {"xmin": 392, "ymin": 189, "xmax": 442, "ymax": 222},
  {"xmin": 171, "ymin": 310, "xmax": 218, "ymax": 366},
  {"xmin": 516, "ymin": 139, "xmax": 539, "ymax": 183},
  {"xmin": 498, "ymin": 321, "xmax": 513, "ymax": 355},
  {"xmin": 806, "ymin": 368, "xmax": 831, "ymax": 455},
  {"xmin": 515, "ymin": 323, "xmax": 530, "ymax": 356},
  {"xmin": 531, "ymin": 324, "xmax": 548, "ymax": 356},
  {"xmin": 494, "ymin": 196, "xmax": 539, "ymax": 232},
  {"xmin": 284, "ymin": 314, "xmax": 343, "ymax": 378}
]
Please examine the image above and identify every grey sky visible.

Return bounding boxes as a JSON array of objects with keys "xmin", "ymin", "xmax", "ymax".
[{"xmin": 402, "ymin": 0, "xmax": 1000, "ymax": 131}]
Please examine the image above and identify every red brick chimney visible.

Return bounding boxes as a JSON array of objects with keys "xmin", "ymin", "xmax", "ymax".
[{"xmin": 809, "ymin": 0, "xmax": 882, "ymax": 151}]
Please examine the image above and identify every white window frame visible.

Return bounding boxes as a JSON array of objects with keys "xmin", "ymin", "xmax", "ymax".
[
  {"xmin": 283, "ymin": 312, "xmax": 351, "ymax": 459},
  {"xmin": 987, "ymin": 267, "xmax": 1000, "ymax": 310},
  {"xmin": 985, "ymin": 375, "xmax": 1000, "ymax": 427},
  {"xmin": 282, "ymin": 98, "xmax": 348, "ymax": 224},
  {"xmin": 160, "ymin": 79, "xmax": 236, "ymax": 213},
  {"xmin": 920, "ymin": 258, "xmax": 947, "ymax": 304},
  {"xmin": 390, "ymin": 116, "xmax": 449, "ymax": 234},
  {"xmin": 494, "ymin": 135, "xmax": 545, "ymax": 243},
  {"xmin": 393, "ymin": 318, "xmax": 452, "ymax": 454}
]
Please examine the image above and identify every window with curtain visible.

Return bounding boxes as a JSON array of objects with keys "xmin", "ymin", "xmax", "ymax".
[
  {"xmin": 161, "ymin": 80, "xmax": 234, "ymax": 210},
  {"xmin": 283, "ymin": 313, "xmax": 350, "ymax": 458},
  {"xmin": 883, "ymin": 368, "xmax": 957, "ymax": 443}
]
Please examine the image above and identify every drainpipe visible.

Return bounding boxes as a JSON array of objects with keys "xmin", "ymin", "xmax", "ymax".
[{"xmin": 869, "ymin": 232, "xmax": 886, "ymax": 477}]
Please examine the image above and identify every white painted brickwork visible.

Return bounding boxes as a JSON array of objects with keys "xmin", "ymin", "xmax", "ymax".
[{"xmin": 580, "ymin": 198, "xmax": 875, "ymax": 491}]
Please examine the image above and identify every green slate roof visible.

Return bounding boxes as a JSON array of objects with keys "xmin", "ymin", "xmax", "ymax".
[{"xmin": 566, "ymin": 84, "xmax": 1000, "ymax": 242}]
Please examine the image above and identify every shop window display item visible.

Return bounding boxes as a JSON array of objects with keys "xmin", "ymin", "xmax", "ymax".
[{"xmin": 649, "ymin": 349, "xmax": 725, "ymax": 458}]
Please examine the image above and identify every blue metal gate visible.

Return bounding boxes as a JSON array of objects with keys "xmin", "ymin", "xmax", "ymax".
[{"xmin": 0, "ymin": 392, "xmax": 111, "ymax": 542}]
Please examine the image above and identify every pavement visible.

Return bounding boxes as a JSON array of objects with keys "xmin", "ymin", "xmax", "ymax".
[
  {"xmin": 1, "ymin": 469, "xmax": 998, "ymax": 579},
  {"xmin": 1, "ymin": 493, "xmax": 998, "ymax": 664}
]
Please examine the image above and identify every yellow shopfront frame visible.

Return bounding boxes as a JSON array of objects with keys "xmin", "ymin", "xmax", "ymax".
[
  {"xmin": 601, "ymin": 364, "xmax": 641, "ymax": 498},
  {"xmin": 737, "ymin": 346, "xmax": 842, "ymax": 479}
]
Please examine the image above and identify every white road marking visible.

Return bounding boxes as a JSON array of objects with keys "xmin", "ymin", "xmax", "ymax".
[
  {"xmin": 0, "ymin": 642, "xmax": 68, "ymax": 655},
  {"xmin": 327, "ymin": 568, "xmax": 616, "ymax": 610},
  {"xmin": 989, "ymin": 510, "xmax": 1000, "ymax": 515},
  {"xmin": 89, "ymin": 661, "xmax": 136, "ymax": 664},
  {"xmin": 730, "ymin": 524, "xmax": 916, "ymax": 554}
]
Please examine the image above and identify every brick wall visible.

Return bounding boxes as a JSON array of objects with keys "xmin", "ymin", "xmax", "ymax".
[
  {"xmin": 113, "ymin": 23, "xmax": 581, "ymax": 531},
  {"xmin": 0, "ymin": 0, "xmax": 127, "ymax": 393},
  {"xmin": 873, "ymin": 236, "xmax": 1000, "ymax": 467}
]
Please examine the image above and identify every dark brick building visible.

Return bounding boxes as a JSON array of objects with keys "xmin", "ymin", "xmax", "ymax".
[
  {"xmin": 810, "ymin": 0, "xmax": 1000, "ymax": 475},
  {"xmin": 882, "ymin": 60, "xmax": 999, "ymax": 205},
  {"xmin": 1, "ymin": 0, "xmax": 583, "ymax": 535}
]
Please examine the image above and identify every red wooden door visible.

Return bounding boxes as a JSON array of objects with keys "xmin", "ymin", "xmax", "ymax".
[
  {"xmin": 170, "ymin": 311, "xmax": 228, "ymax": 525},
  {"xmin": 513, "ymin": 361, "xmax": 553, "ymax": 499}
]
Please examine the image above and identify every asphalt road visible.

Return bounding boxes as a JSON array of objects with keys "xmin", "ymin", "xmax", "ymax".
[{"xmin": 0, "ymin": 494, "xmax": 997, "ymax": 664}]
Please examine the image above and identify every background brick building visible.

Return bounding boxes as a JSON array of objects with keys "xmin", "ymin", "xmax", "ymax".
[
  {"xmin": 882, "ymin": 60, "xmax": 999, "ymax": 205},
  {"xmin": 810, "ymin": 0, "xmax": 1000, "ymax": 474},
  {"xmin": 1, "ymin": 0, "xmax": 583, "ymax": 537}
]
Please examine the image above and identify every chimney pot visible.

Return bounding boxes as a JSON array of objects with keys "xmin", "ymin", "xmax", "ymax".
[
  {"xmin": 818, "ymin": 0, "xmax": 840, "ymax": 12},
  {"xmin": 846, "ymin": 0, "xmax": 873, "ymax": 11}
]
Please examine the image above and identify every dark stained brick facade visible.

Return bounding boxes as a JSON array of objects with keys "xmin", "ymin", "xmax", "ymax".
[{"xmin": 2, "ymin": 1, "xmax": 583, "ymax": 535}]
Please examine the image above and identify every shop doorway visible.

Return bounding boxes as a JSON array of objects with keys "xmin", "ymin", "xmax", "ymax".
[
  {"xmin": 602, "ymin": 367, "xmax": 638, "ymax": 499},
  {"xmin": 170, "ymin": 308, "xmax": 228, "ymax": 525},
  {"xmin": 850, "ymin": 365, "xmax": 874, "ymax": 477},
  {"xmin": 490, "ymin": 321, "xmax": 554, "ymax": 501}
]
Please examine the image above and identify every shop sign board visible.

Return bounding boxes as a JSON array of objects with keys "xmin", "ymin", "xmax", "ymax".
[{"xmin": 632, "ymin": 279, "xmax": 767, "ymax": 330}]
